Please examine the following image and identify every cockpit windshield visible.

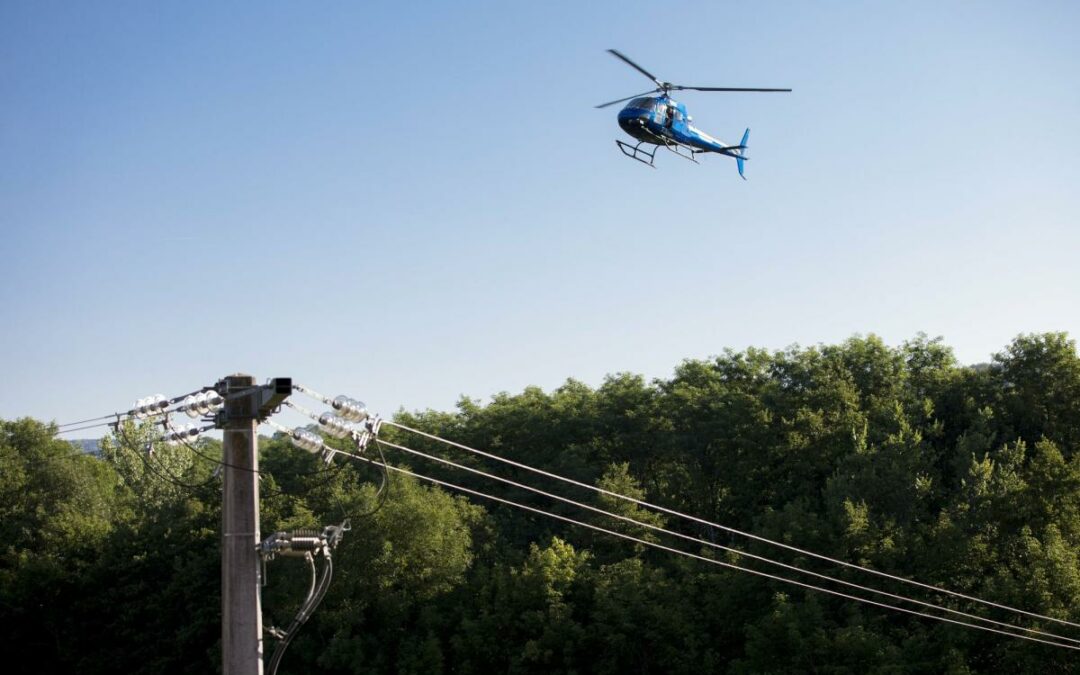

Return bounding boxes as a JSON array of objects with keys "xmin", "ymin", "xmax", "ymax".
[{"xmin": 626, "ymin": 97, "xmax": 656, "ymax": 111}]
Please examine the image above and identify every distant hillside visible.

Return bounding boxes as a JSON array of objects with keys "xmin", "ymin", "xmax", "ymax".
[{"xmin": 69, "ymin": 438, "xmax": 100, "ymax": 456}]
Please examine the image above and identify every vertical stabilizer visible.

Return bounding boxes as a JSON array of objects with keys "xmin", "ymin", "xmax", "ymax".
[{"xmin": 736, "ymin": 128, "xmax": 750, "ymax": 179}]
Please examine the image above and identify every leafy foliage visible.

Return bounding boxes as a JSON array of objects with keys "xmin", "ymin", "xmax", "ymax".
[{"xmin": 2, "ymin": 333, "xmax": 1080, "ymax": 673}]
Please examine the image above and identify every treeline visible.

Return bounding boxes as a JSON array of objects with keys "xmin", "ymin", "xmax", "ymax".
[{"xmin": 2, "ymin": 333, "xmax": 1079, "ymax": 674}]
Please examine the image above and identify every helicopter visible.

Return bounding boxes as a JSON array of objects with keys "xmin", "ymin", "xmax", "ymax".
[{"xmin": 597, "ymin": 49, "xmax": 790, "ymax": 178}]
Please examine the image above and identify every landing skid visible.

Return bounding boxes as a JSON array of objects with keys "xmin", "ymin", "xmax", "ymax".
[
  {"xmin": 615, "ymin": 140, "xmax": 658, "ymax": 167},
  {"xmin": 663, "ymin": 141, "xmax": 702, "ymax": 164},
  {"xmin": 615, "ymin": 138, "xmax": 702, "ymax": 168}
]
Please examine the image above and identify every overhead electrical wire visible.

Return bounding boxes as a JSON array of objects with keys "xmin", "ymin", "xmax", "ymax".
[
  {"xmin": 385, "ymin": 420, "xmax": 1080, "ymax": 632},
  {"xmin": 48, "ymin": 380, "xmax": 369, "ymax": 668},
  {"xmin": 265, "ymin": 552, "xmax": 316, "ymax": 675},
  {"xmin": 53, "ymin": 386, "xmax": 216, "ymax": 431},
  {"xmin": 54, "ymin": 421, "xmax": 117, "ymax": 435},
  {"xmin": 291, "ymin": 383, "xmax": 332, "ymax": 405},
  {"xmin": 159, "ymin": 416, "xmax": 235, "ymax": 487},
  {"xmin": 372, "ymin": 437, "xmax": 1080, "ymax": 646},
  {"xmin": 290, "ymin": 384, "xmax": 368, "ymax": 423},
  {"xmin": 46, "ymin": 380, "xmax": 1080, "ymax": 655},
  {"xmin": 266, "ymin": 551, "xmax": 334, "ymax": 675},
  {"xmin": 268, "ymin": 551, "xmax": 317, "ymax": 645},
  {"xmin": 55, "ymin": 413, "xmax": 120, "ymax": 429},
  {"xmin": 263, "ymin": 418, "xmax": 391, "ymax": 521},
  {"xmin": 113, "ymin": 417, "xmax": 219, "ymax": 491},
  {"xmin": 291, "ymin": 382, "xmax": 328, "ymax": 401},
  {"xmin": 330, "ymin": 448, "xmax": 1080, "ymax": 652},
  {"xmin": 161, "ymin": 416, "xmax": 232, "ymax": 472},
  {"xmin": 153, "ymin": 414, "xmax": 351, "ymax": 488},
  {"xmin": 282, "ymin": 399, "xmax": 324, "ymax": 423},
  {"xmin": 112, "ymin": 410, "xmax": 349, "ymax": 502},
  {"xmin": 350, "ymin": 439, "xmax": 391, "ymax": 522}
]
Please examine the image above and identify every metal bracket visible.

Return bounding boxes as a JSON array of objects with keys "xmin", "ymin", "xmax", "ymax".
[
  {"xmin": 259, "ymin": 524, "xmax": 345, "ymax": 563},
  {"xmin": 352, "ymin": 416, "xmax": 382, "ymax": 454},
  {"xmin": 258, "ymin": 523, "xmax": 346, "ymax": 587},
  {"xmin": 214, "ymin": 377, "xmax": 293, "ymax": 425}
]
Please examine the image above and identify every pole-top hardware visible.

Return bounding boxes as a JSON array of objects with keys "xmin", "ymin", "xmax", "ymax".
[{"xmin": 214, "ymin": 377, "xmax": 293, "ymax": 425}]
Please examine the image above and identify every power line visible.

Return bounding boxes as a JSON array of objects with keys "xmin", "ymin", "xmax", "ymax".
[
  {"xmin": 257, "ymin": 419, "xmax": 387, "ymax": 514},
  {"xmin": 53, "ymin": 386, "xmax": 216, "ymax": 431},
  {"xmin": 264, "ymin": 536, "xmax": 337, "ymax": 675},
  {"xmin": 49, "ymin": 379, "xmax": 1080, "ymax": 655},
  {"xmin": 113, "ymin": 418, "xmax": 218, "ymax": 492},
  {"xmin": 153, "ymin": 416, "xmax": 353, "ymax": 503},
  {"xmin": 54, "ymin": 414, "xmax": 118, "ymax": 429},
  {"xmin": 154, "ymin": 415, "xmax": 349, "ymax": 483},
  {"xmin": 54, "ymin": 421, "xmax": 116, "ymax": 435},
  {"xmin": 333, "ymin": 448, "xmax": 1080, "ymax": 652},
  {"xmin": 51, "ymin": 375, "xmax": 298, "ymax": 675},
  {"xmin": 348, "ymin": 439, "xmax": 391, "ymax": 523},
  {"xmin": 373, "ymin": 438, "xmax": 1080, "ymax": 647},
  {"xmin": 162, "ymin": 417, "xmax": 229, "ymax": 468},
  {"xmin": 290, "ymin": 384, "xmax": 368, "ymax": 422},
  {"xmin": 385, "ymin": 420, "xmax": 1080, "ymax": 632}
]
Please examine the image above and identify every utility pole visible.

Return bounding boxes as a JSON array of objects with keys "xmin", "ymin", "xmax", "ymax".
[{"xmin": 217, "ymin": 374, "xmax": 291, "ymax": 675}]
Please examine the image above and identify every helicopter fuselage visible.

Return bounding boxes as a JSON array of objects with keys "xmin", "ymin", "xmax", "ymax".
[{"xmin": 617, "ymin": 96, "xmax": 736, "ymax": 154}]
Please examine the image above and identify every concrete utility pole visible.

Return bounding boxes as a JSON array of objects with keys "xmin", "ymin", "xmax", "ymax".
[{"xmin": 218, "ymin": 374, "xmax": 291, "ymax": 675}]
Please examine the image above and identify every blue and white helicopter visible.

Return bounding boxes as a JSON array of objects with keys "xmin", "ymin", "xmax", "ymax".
[{"xmin": 597, "ymin": 49, "xmax": 790, "ymax": 178}]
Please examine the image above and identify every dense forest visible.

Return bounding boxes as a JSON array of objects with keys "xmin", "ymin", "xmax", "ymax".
[{"xmin": 3, "ymin": 333, "xmax": 1080, "ymax": 674}]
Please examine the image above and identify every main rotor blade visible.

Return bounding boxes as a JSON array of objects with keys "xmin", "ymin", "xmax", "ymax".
[
  {"xmin": 594, "ymin": 89, "xmax": 660, "ymax": 109},
  {"xmin": 607, "ymin": 49, "xmax": 663, "ymax": 88},
  {"xmin": 673, "ymin": 86, "xmax": 792, "ymax": 92}
]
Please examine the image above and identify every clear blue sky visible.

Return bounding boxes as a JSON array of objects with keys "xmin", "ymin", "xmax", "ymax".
[{"xmin": 2, "ymin": 1, "xmax": 1078, "ymax": 432}]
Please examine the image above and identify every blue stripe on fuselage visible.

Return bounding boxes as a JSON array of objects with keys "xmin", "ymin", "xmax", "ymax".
[{"xmin": 617, "ymin": 98, "xmax": 735, "ymax": 153}]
